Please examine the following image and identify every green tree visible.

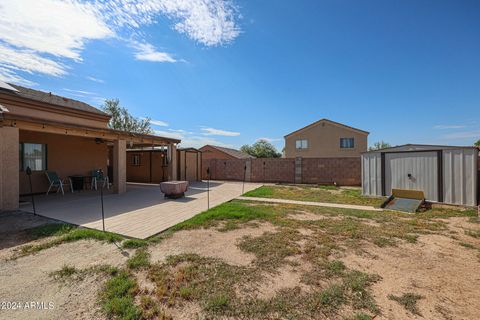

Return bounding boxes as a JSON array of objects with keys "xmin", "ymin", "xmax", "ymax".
[
  {"xmin": 240, "ymin": 140, "xmax": 282, "ymax": 158},
  {"xmin": 475, "ymin": 140, "xmax": 480, "ymax": 147},
  {"xmin": 102, "ymin": 99, "xmax": 152, "ymax": 134},
  {"xmin": 368, "ymin": 141, "xmax": 392, "ymax": 151}
]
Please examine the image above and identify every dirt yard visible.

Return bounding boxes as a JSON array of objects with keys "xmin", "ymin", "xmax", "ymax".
[{"xmin": 1, "ymin": 192, "xmax": 479, "ymax": 320}]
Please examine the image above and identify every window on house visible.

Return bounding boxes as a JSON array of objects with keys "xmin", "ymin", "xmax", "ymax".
[
  {"xmin": 340, "ymin": 138, "xmax": 355, "ymax": 148},
  {"xmin": 296, "ymin": 139, "xmax": 308, "ymax": 149},
  {"xmin": 20, "ymin": 143, "xmax": 47, "ymax": 171},
  {"xmin": 132, "ymin": 154, "xmax": 141, "ymax": 166}
]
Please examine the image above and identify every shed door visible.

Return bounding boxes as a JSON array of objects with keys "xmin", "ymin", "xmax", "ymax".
[
  {"xmin": 385, "ymin": 152, "xmax": 438, "ymax": 201},
  {"xmin": 185, "ymin": 152, "xmax": 198, "ymax": 181}
]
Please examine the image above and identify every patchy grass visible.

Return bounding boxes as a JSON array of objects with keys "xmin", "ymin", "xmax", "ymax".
[
  {"xmin": 50, "ymin": 264, "xmax": 119, "ymax": 281},
  {"xmin": 459, "ymin": 242, "xmax": 476, "ymax": 249},
  {"xmin": 50, "ymin": 264, "xmax": 77, "ymax": 279},
  {"xmin": 32, "ymin": 186, "xmax": 473, "ymax": 320},
  {"xmin": 139, "ymin": 295, "xmax": 171, "ymax": 320},
  {"xmin": 127, "ymin": 249, "xmax": 150, "ymax": 270},
  {"xmin": 244, "ymin": 185, "xmax": 385, "ymax": 207},
  {"xmin": 417, "ymin": 207, "xmax": 477, "ymax": 219},
  {"xmin": 15, "ymin": 227, "xmax": 123, "ymax": 258},
  {"xmin": 388, "ymin": 293, "xmax": 424, "ymax": 315},
  {"xmin": 148, "ymin": 254, "xmax": 256, "ymax": 314},
  {"xmin": 465, "ymin": 229, "xmax": 480, "ymax": 239},
  {"xmin": 144, "ymin": 252, "xmax": 379, "ymax": 318},
  {"xmin": 238, "ymin": 229, "xmax": 302, "ymax": 268},
  {"xmin": 170, "ymin": 201, "xmax": 281, "ymax": 231},
  {"xmin": 315, "ymin": 284, "xmax": 345, "ymax": 313},
  {"xmin": 26, "ymin": 223, "xmax": 75, "ymax": 239},
  {"xmin": 345, "ymin": 313, "xmax": 373, "ymax": 320},
  {"xmin": 100, "ymin": 271, "xmax": 140, "ymax": 320},
  {"xmin": 122, "ymin": 238, "xmax": 148, "ymax": 249}
]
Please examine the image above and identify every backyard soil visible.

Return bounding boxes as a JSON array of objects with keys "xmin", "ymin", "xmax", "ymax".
[
  {"xmin": 1, "ymin": 210, "xmax": 479, "ymax": 319},
  {"xmin": 0, "ymin": 212, "xmax": 131, "ymax": 320},
  {"xmin": 0, "ymin": 239, "xmax": 130, "ymax": 320},
  {"xmin": 341, "ymin": 224, "xmax": 480, "ymax": 320},
  {"xmin": 150, "ymin": 222, "xmax": 277, "ymax": 266}
]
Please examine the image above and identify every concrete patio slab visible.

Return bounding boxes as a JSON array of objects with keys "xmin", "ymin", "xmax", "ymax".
[{"xmin": 19, "ymin": 181, "xmax": 262, "ymax": 239}]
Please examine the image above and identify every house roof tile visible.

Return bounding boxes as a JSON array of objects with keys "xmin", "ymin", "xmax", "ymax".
[{"xmin": 5, "ymin": 84, "xmax": 109, "ymax": 117}]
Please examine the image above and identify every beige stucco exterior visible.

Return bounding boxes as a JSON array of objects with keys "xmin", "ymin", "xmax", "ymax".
[
  {"xmin": 0, "ymin": 127, "xmax": 19, "ymax": 210},
  {"xmin": 0, "ymin": 85, "xmax": 180, "ymax": 211},
  {"xmin": 1, "ymin": 93, "xmax": 110, "ymax": 129},
  {"xmin": 126, "ymin": 150, "xmax": 169, "ymax": 183},
  {"xmin": 18, "ymin": 130, "xmax": 108, "ymax": 195},
  {"xmin": 284, "ymin": 119, "xmax": 368, "ymax": 158}
]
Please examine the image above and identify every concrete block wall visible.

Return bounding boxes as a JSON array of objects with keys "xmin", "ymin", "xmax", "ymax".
[
  {"xmin": 251, "ymin": 158, "xmax": 295, "ymax": 183},
  {"xmin": 202, "ymin": 157, "xmax": 361, "ymax": 186},
  {"xmin": 202, "ymin": 159, "xmax": 246, "ymax": 181},
  {"xmin": 301, "ymin": 157, "xmax": 361, "ymax": 185}
]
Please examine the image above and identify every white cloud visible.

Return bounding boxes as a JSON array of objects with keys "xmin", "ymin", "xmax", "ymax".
[
  {"xmin": 0, "ymin": 0, "xmax": 241, "ymax": 84},
  {"xmin": 154, "ymin": 0, "xmax": 241, "ymax": 46},
  {"xmin": 62, "ymin": 88, "xmax": 96, "ymax": 96},
  {"xmin": 86, "ymin": 76, "xmax": 105, "ymax": 83},
  {"xmin": 154, "ymin": 130, "xmax": 184, "ymax": 140},
  {"xmin": 134, "ymin": 42, "xmax": 176, "ymax": 62},
  {"xmin": 150, "ymin": 119, "xmax": 169, "ymax": 127},
  {"xmin": 0, "ymin": 66, "xmax": 37, "ymax": 86},
  {"xmin": 256, "ymin": 137, "xmax": 281, "ymax": 143},
  {"xmin": 201, "ymin": 127, "xmax": 240, "ymax": 136},
  {"xmin": 179, "ymin": 136, "xmax": 233, "ymax": 149},
  {"xmin": 0, "ymin": 0, "xmax": 112, "ymax": 59},
  {"xmin": 90, "ymin": 96, "xmax": 107, "ymax": 106},
  {"xmin": 433, "ymin": 125, "xmax": 467, "ymax": 129},
  {"xmin": 153, "ymin": 126, "xmax": 236, "ymax": 148},
  {"xmin": 442, "ymin": 130, "xmax": 480, "ymax": 140},
  {"xmin": 0, "ymin": 44, "xmax": 66, "ymax": 77},
  {"xmin": 168, "ymin": 128, "xmax": 193, "ymax": 134}
]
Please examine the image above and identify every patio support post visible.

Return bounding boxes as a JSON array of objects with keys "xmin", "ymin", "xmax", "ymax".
[
  {"xmin": 169, "ymin": 144, "xmax": 177, "ymax": 181},
  {"xmin": 0, "ymin": 126, "xmax": 19, "ymax": 211},
  {"xmin": 113, "ymin": 139, "xmax": 126, "ymax": 194}
]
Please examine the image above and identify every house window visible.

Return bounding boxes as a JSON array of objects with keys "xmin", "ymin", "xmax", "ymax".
[
  {"xmin": 340, "ymin": 138, "xmax": 355, "ymax": 148},
  {"xmin": 132, "ymin": 154, "xmax": 141, "ymax": 166},
  {"xmin": 296, "ymin": 139, "xmax": 308, "ymax": 149},
  {"xmin": 20, "ymin": 143, "xmax": 47, "ymax": 171}
]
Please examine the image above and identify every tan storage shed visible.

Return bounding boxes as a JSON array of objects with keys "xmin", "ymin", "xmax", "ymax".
[
  {"xmin": 361, "ymin": 144, "xmax": 478, "ymax": 206},
  {"xmin": 177, "ymin": 148, "xmax": 202, "ymax": 182}
]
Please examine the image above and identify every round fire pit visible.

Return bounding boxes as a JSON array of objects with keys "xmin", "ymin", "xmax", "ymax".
[{"xmin": 160, "ymin": 181, "xmax": 189, "ymax": 199}]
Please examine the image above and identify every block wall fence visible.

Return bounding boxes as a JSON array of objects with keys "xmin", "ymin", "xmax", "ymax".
[{"xmin": 202, "ymin": 157, "xmax": 361, "ymax": 186}]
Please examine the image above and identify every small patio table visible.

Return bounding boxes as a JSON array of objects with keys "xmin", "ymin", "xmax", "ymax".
[
  {"xmin": 69, "ymin": 175, "xmax": 85, "ymax": 191},
  {"xmin": 160, "ymin": 181, "xmax": 189, "ymax": 199}
]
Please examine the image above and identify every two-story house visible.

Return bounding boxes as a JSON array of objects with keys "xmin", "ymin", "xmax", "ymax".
[{"xmin": 284, "ymin": 119, "xmax": 368, "ymax": 158}]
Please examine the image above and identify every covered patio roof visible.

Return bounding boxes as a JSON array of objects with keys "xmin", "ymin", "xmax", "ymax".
[{"xmin": 2, "ymin": 116, "xmax": 179, "ymax": 146}]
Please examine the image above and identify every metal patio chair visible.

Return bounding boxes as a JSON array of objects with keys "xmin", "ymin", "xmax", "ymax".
[
  {"xmin": 91, "ymin": 169, "xmax": 110, "ymax": 190},
  {"xmin": 45, "ymin": 171, "xmax": 73, "ymax": 195}
]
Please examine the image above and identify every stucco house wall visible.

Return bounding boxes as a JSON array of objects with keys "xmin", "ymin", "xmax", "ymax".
[
  {"xmin": 19, "ymin": 130, "xmax": 108, "ymax": 195},
  {"xmin": 284, "ymin": 119, "xmax": 368, "ymax": 158}
]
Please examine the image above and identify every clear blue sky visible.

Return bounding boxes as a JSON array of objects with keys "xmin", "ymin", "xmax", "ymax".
[{"xmin": 1, "ymin": 0, "xmax": 479, "ymax": 149}]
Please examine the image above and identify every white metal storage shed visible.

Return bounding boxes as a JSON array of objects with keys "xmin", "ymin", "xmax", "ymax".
[{"xmin": 362, "ymin": 144, "xmax": 479, "ymax": 206}]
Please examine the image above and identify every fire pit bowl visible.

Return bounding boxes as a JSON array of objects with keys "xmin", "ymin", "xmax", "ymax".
[{"xmin": 160, "ymin": 181, "xmax": 189, "ymax": 199}]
